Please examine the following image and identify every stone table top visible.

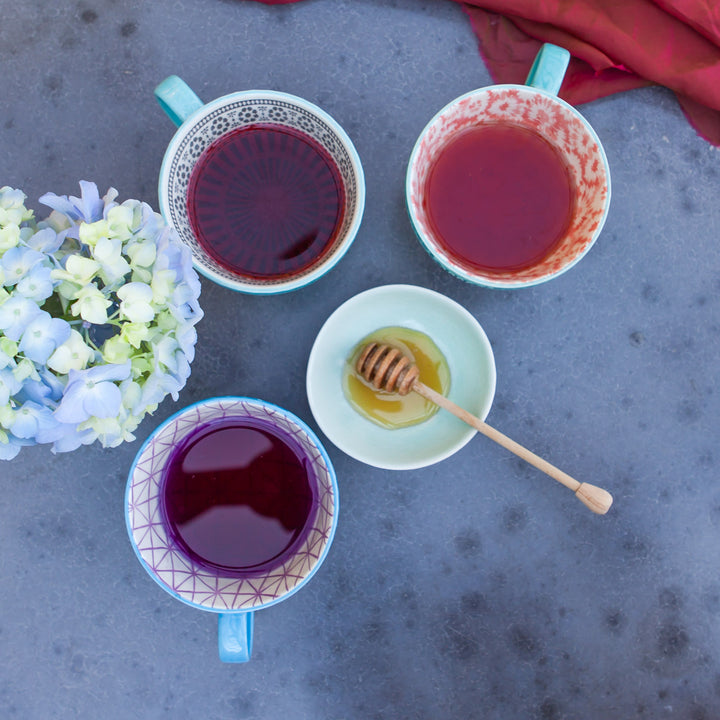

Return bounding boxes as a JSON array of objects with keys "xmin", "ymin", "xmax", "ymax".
[{"xmin": 2, "ymin": 1, "xmax": 719, "ymax": 718}]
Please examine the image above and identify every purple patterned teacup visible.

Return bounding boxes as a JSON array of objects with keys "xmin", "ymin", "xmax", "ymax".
[{"xmin": 125, "ymin": 396, "xmax": 338, "ymax": 663}]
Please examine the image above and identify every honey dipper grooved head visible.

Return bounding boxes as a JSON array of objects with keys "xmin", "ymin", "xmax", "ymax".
[{"xmin": 355, "ymin": 343, "xmax": 420, "ymax": 395}]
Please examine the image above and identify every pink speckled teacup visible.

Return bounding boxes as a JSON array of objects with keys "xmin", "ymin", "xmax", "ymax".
[{"xmin": 406, "ymin": 44, "xmax": 611, "ymax": 289}]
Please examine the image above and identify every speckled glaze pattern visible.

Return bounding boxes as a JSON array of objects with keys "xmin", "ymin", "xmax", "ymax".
[
  {"xmin": 125, "ymin": 397, "xmax": 337, "ymax": 612},
  {"xmin": 407, "ymin": 85, "xmax": 611, "ymax": 288},
  {"xmin": 160, "ymin": 92, "xmax": 364, "ymax": 293}
]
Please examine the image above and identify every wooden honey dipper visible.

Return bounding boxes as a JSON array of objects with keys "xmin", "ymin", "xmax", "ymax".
[{"xmin": 356, "ymin": 342, "xmax": 613, "ymax": 515}]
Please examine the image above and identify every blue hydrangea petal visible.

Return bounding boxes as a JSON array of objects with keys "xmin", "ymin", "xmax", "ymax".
[
  {"xmin": 38, "ymin": 192, "xmax": 84, "ymax": 222},
  {"xmin": 82, "ymin": 361, "xmax": 132, "ymax": 384},
  {"xmin": 25, "ymin": 226, "xmax": 63, "ymax": 254},
  {"xmin": 9, "ymin": 401, "xmax": 49, "ymax": 439},
  {"xmin": 16, "ymin": 265, "xmax": 55, "ymax": 303},
  {"xmin": 54, "ymin": 361, "xmax": 130, "ymax": 423},
  {"xmin": 0, "ymin": 368, "xmax": 23, "ymax": 402},
  {"xmin": 49, "ymin": 423, "xmax": 96, "ymax": 453},
  {"xmin": 175, "ymin": 324, "xmax": 197, "ymax": 362},
  {"xmin": 0, "ymin": 296, "xmax": 44, "ymax": 341},
  {"xmin": 18, "ymin": 313, "xmax": 72, "ymax": 364},
  {"xmin": 1, "ymin": 246, "xmax": 46, "ymax": 285},
  {"xmin": 38, "ymin": 367, "xmax": 67, "ymax": 403},
  {"xmin": 54, "ymin": 388, "xmax": 93, "ymax": 424},
  {"xmin": 39, "ymin": 181, "xmax": 104, "ymax": 224},
  {"xmin": 15, "ymin": 377, "xmax": 51, "ymax": 405},
  {"xmin": 81, "ymin": 381, "xmax": 122, "ymax": 419},
  {"xmin": 77, "ymin": 181, "xmax": 104, "ymax": 222},
  {"xmin": 0, "ymin": 436, "xmax": 24, "ymax": 460}
]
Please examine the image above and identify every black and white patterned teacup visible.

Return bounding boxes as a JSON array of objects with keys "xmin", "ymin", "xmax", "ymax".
[{"xmin": 155, "ymin": 76, "xmax": 365, "ymax": 294}]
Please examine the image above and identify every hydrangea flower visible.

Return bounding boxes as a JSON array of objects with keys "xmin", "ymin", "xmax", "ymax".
[
  {"xmin": 55, "ymin": 361, "xmax": 131, "ymax": 424},
  {"xmin": 0, "ymin": 182, "xmax": 203, "ymax": 457},
  {"xmin": 47, "ymin": 329, "xmax": 94, "ymax": 374},
  {"xmin": 18, "ymin": 311, "xmax": 71, "ymax": 364},
  {"xmin": 0, "ymin": 295, "xmax": 44, "ymax": 341},
  {"xmin": 117, "ymin": 282, "xmax": 155, "ymax": 323},
  {"xmin": 16, "ymin": 264, "xmax": 54, "ymax": 303},
  {"xmin": 1, "ymin": 246, "xmax": 45, "ymax": 285}
]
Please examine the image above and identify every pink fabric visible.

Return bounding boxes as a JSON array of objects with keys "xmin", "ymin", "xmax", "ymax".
[{"xmin": 254, "ymin": 0, "xmax": 720, "ymax": 145}]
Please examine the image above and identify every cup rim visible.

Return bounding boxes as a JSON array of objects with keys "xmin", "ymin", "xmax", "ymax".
[
  {"xmin": 125, "ymin": 395, "xmax": 339, "ymax": 614},
  {"xmin": 158, "ymin": 89, "xmax": 366, "ymax": 295},
  {"xmin": 405, "ymin": 83, "xmax": 612, "ymax": 289}
]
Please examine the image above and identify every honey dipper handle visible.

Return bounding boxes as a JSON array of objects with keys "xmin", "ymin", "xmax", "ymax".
[{"xmin": 412, "ymin": 381, "xmax": 613, "ymax": 515}]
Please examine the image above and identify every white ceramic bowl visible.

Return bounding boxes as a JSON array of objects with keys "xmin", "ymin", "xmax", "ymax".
[{"xmin": 306, "ymin": 285, "xmax": 496, "ymax": 470}]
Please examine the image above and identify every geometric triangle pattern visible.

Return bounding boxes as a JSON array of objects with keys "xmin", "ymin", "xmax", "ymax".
[{"xmin": 126, "ymin": 397, "xmax": 337, "ymax": 612}]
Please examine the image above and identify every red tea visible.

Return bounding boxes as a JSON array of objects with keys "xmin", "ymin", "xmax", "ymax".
[
  {"xmin": 423, "ymin": 123, "xmax": 575, "ymax": 273},
  {"xmin": 161, "ymin": 417, "xmax": 315, "ymax": 575},
  {"xmin": 187, "ymin": 123, "xmax": 345, "ymax": 280}
]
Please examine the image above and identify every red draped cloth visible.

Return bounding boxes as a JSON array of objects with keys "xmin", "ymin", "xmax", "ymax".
[{"xmin": 254, "ymin": 0, "xmax": 720, "ymax": 146}]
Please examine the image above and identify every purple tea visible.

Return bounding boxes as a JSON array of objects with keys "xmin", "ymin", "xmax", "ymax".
[
  {"xmin": 187, "ymin": 123, "xmax": 345, "ymax": 280},
  {"xmin": 161, "ymin": 416, "xmax": 316, "ymax": 575}
]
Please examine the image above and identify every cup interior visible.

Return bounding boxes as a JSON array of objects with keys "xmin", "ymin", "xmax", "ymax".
[
  {"xmin": 125, "ymin": 397, "xmax": 337, "ymax": 613},
  {"xmin": 407, "ymin": 85, "xmax": 610, "ymax": 288},
  {"xmin": 159, "ymin": 91, "xmax": 365, "ymax": 294}
]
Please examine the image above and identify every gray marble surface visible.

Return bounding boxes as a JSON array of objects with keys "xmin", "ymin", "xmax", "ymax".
[{"xmin": 2, "ymin": 1, "xmax": 720, "ymax": 718}]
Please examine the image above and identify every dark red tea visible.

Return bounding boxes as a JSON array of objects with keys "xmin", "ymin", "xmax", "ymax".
[
  {"xmin": 161, "ymin": 417, "xmax": 315, "ymax": 575},
  {"xmin": 423, "ymin": 123, "xmax": 575, "ymax": 273},
  {"xmin": 187, "ymin": 123, "xmax": 345, "ymax": 280}
]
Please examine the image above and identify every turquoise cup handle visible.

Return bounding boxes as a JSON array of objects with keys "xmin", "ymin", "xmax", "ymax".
[
  {"xmin": 155, "ymin": 75, "xmax": 204, "ymax": 127},
  {"xmin": 218, "ymin": 612, "xmax": 254, "ymax": 663},
  {"xmin": 525, "ymin": 44, "xmax": 570, "ymax": 96}
]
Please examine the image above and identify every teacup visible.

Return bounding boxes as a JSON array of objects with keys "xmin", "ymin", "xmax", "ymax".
[
  {"xmin": 406, "ymin": 44, "xmax": 611, "ymax": 289},
  {"xmin": 125, "ymin": 397, "xmax": 338, "ymax": 663},
  {"xmin": 155, "ymin": 76, "xmax": 365, "ymax": 294}
]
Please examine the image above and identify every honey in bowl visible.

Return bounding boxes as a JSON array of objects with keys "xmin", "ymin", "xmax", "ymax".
[{"xmin": 343, "ymin": 326, "xmax": 450, "ymax": 429}]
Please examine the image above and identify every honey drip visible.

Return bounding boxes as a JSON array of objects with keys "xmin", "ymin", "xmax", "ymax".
[{"xmin": 343, "ymin": 326, "xmax": 450, "ymax": 429}]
